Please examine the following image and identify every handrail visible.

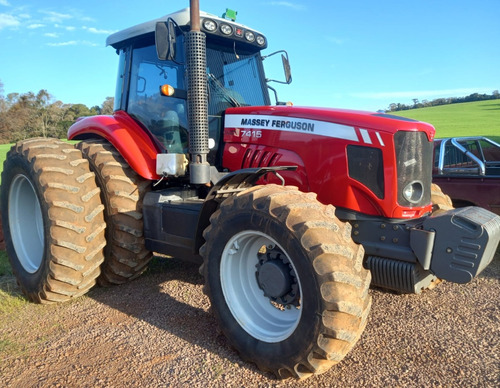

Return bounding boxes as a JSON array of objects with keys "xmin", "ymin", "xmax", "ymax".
[
  {"xmin": 436, "ymin": 136, "xmax": 499, "ymax": 176},
  {"xmin": 450, "ymin": 138, "xmax": 486, "ymax": 175}
]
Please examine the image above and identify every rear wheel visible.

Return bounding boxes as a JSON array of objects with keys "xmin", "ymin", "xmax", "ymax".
[
  {"xmin": 77, "ymin": 139, "xmax": 152, "ymax": 285},
  {"xmin": 201, "ymin": 185, "xmax": 371, "ymax": 379},
  {"xmin": 0, "ymin": 138, "xmax": 106, "ymax": 303}
]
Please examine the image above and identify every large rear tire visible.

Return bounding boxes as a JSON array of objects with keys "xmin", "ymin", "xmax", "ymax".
[
  {"xmin": 0, "ymin": 138, "xmax": 106, "ymax": 303},
  {"xmin": 201, "ymin": 185, "xmax": 371, "ymax": 379},
  {"xmin": 77, "ymin": 139, "xmax": 152, "ymax": 285}
]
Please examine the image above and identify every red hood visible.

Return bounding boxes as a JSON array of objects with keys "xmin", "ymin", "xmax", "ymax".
[{"xmin": 225, "ymin": 105, "xmax": 435, "ymax": 140}]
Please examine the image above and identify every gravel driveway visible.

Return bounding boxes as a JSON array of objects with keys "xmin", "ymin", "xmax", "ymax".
[{"xmin": 1, "ymin": 255, "xmax": 498, "ymax": 387}]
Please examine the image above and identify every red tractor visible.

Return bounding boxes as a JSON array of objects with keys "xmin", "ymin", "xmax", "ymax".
[{"xmin": 2, "ymin": 1, "xmax": 499, "ymax": 379}]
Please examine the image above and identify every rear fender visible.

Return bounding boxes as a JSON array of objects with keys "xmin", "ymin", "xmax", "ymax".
[{"xmin": 68, "ymin": 110, "xmax": 162, "ymax": 180}]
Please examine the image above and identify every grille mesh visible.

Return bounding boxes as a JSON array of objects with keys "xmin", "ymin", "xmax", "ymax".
[{"xmin": 186, "ymin": 31, "xmax": 209, "ymax": 155}]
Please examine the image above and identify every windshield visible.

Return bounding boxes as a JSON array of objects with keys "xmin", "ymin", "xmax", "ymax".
[{"xmin": 206, "ymin": 44, "xmax": 270, "ymax": 112}]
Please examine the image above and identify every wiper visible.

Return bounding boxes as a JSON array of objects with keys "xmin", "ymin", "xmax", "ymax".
[{"xmin": 207, "ymin": 73, "xmax": 241, "ymax": 107}]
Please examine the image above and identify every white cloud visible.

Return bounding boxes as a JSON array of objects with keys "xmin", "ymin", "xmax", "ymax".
[
  {"xmin": 83, "ymin": 26, "xmax": 115, "ymax": 34},
  {"xmin": 44, "ymin": 32, "xmax": 58, "ymax": 38},
  {"xmin": 327, "ymin": 36, "xmax": 345, "ymax": 45},
  {"xmin": 54, "ymin": 23, "xmax": 77, "ymax": 31},
  {"xmin": 47, "ymin": 40, "xmax": 77, "ymax": 47},
  {"xmin": 0, "ymin": 13, "xmax": 19, "ymax": 29},
  {"xmin": 41, "ymin": 10, "xmax": 72, "ymax": 23},
  {"xmin": 269, "ymin": 1, "xmax": 306, "ymax": 11},
  {"xmin": 81, "ymin": 40, "xmax": 99, "ymax": 47},
  {"xmin": 27, "ymin": 23, "xmax": 44, "ymax": 29},
  {"xmin": 0, "ymin": 0, "xmax": 10, "ymax": 6},
  {"xmin": 46, "ymin": 40, "xmax": 99, "ymax": 47}
]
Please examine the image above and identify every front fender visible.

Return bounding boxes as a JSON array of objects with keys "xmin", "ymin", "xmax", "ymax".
[
  {"xmin": 195, "ymin": 166, "xmax": 298, "ymax": 253},
  {"xmin": 68, "ymin": 110, "xmax": 161, "ymax": 180}
]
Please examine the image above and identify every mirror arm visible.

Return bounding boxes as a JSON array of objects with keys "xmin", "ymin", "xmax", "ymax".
[{"xmin": 267, "ymin": 85, "xmax": 287, "ymax": 106}]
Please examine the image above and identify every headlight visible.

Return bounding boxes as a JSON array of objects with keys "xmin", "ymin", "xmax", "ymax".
[
  {"xmin": 220, "ymin": 24, "xmax": 233, "ymax": 35},
  {"xmin": 403, "ymin": 181, "xmax": 424, "ymax": 204},
  {"xmin": 244, "ymin": 31, "xmax": 255, "ymax": 42},
  {"xmin": 256, "ymin": 35, "xmax": 266, "ymax": 46},
  {"xmin": 202, "ymin": 19, "xmax": 217, "ymax": 32}
]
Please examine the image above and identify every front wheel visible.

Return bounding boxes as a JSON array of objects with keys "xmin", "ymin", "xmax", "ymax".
[{"xmin": 201, "ymin": 185, "xmax": 371, "ymax": 379}]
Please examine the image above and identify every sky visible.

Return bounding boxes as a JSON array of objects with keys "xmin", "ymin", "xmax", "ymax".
[{"xmin": 0, "ymin": 0, "xmax": 499, "ymax": 112}]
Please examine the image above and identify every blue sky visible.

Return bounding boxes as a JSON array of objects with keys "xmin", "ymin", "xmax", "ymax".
[{"xmin": 1, "ymin": 0, "xmax": 499, "ymax": 112}]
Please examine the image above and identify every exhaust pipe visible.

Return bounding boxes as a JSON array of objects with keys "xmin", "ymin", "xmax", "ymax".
[{"xmin": 186, "ymin": 0, "xmax": 210, "ymax": 184}]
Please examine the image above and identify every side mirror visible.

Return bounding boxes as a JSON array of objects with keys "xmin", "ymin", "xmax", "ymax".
[
  {"xmin": 281, "ymin": 54, "xmax": 292, "ymax": 85},
  {"xmin": 262, "ymin": 50, "xmax": 292, "ymax": 85},
  {"xmin": 155, "ymin": 20, "xmax": 177, "ymax": 61}
]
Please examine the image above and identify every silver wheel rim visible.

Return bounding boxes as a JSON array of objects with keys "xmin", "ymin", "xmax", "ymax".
[
  {"xmin": 220, "ymin": 230, "xmax": 302, "ymax": 343},
  {"xmin": 8, "ymin": 174, "xmax": 45, "ymax": 273}
]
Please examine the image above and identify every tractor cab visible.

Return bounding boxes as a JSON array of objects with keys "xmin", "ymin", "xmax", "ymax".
[{"xmin": 107, "ymin": 8, "xmax": 274, "ymax": 166}]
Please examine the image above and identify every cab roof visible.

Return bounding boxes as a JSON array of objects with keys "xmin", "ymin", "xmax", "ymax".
[{"xmin": 106, "ymin": 8, "xmax": 264, "ymax": 49}]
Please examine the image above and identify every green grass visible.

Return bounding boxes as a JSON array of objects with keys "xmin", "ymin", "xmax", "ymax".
[
  {"xmin": 0, "ymin": 251, "xmax": 11, "ymax": 276},
  {"xmin": 0, "ymin": 143, "xmax": 11, "ymax": 161},
  {"xmin": 0, "ymin": 143, "xmax": 12, "ymax": 186},
  {"xmin": 390, "ymin": 100, "xmax": 500, "ymax": 142},
  {"xmin": 0, "ymin": 286, "xmax": 27, "ymax": 315}
]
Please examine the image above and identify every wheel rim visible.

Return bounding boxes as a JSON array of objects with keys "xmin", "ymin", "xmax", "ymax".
[
  {"xmin": 220, "ymin": 230, "xmax": 302, "ymax": 343},
  {"xmin": 8, "ymin": 174, "xmax": 45, "ymax": 273}
]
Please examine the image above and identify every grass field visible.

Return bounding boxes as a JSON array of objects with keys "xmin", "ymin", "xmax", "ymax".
[{"xmin": 390, "ymin": 99, "xmax": 500, "ymax": 142}]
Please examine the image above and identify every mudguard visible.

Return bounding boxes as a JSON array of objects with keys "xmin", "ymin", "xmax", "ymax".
[
  {"xmin": 68, "ymin": 110, "xmax": 161, "ymax": 180},
  {"xmin": 194, "ymin": 166, "xmax": 297, "ymax": 252}
]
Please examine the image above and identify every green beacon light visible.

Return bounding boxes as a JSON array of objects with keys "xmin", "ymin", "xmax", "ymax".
[{"xmin": 222, "ymin": 8, "xmax": 237, "ymax": 21}]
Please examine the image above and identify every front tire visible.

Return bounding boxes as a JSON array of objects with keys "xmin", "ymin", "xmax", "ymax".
[
  {"xmin": 0, "ymin": 138, "xmax": 106, "ymax": 303},
  {"xmin": 201, "ymin": 185, "xmax": 371, "ymax": 379}
]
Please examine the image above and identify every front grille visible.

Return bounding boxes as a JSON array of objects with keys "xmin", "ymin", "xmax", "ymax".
[
  {"xmin": 394, "ymin": 131, "xmax": 432, "ymax": 207},
  {"xmin": 347, "ymin": 145, "xmax": 384, "ymax": 199}
]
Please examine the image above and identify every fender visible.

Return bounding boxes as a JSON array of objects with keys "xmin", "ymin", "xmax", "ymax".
[
  {"xmin": 68, "ymin": 110, "xmax": 162, "ymax": 180},
  {"xmin": 194, "ymin": 166, "xmax": 297, "ymax": 252}
]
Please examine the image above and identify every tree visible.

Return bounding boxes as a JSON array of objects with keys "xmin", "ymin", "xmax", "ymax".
[
  {"xmin": 101, "ymin": 97, "xmax": 114, "ymax": 115},
  {"xmin": 0, "ymin": 79, "xmax": 6, "ymax": 113},
  {"xmin": 35, "ymin": 90, "xmax": 54, "ymax": 138}
]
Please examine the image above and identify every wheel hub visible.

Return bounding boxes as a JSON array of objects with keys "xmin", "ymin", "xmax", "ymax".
[{"xmin": 256, "ymin": 249, "xmax": 299, "ymax": 307}]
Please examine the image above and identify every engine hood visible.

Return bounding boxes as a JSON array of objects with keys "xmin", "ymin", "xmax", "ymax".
[{"xmin": 225, "ymin": 105, "xmax": 435, "ymax": 141}]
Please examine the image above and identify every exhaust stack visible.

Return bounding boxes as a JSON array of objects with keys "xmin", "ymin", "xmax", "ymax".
[{"xmin": 186, "ymin": 0, "xmax": 210, "ymax": 184}]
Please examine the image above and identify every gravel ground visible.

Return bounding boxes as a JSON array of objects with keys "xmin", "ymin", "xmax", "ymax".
[{"xmin": 1, "ymin": 254, "xmax": 499, "ymax": 387}]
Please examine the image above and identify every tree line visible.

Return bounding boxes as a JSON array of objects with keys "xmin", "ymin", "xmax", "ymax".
[
  {"xmin": 387, "ymin": 91, "xmax": 500, "ymax": 112},
  {"xmin": 0, "ymin": 80, "xmax": 113, "ymax": 144},
  {"xmin": 2, "ymin": 79, "xmax": 498, "ymax": 142}
]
